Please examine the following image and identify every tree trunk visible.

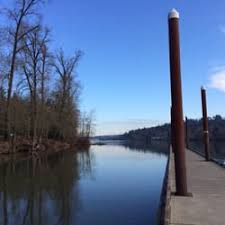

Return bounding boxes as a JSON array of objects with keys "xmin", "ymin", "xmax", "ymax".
[{"xmin": 5, "ymin": 36, "xmax": 18, "ymax": 141}]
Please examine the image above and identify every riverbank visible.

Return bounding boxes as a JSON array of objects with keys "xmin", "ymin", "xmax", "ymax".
[{"xmin": 0, "ymin": 137, "xmax": 90, "ymax": 156}]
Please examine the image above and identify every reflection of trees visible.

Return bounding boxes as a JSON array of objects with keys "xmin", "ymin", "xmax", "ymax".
[
  {"xmin": 53, "ymin": 152, "xmax": 79, "ymax": 225},
  {"xmin": 0, "ymin": 150, "xmax": 93, "ymax": 225},
  {"xmin": 2, "ymin": 164, "xmax": 8, "ymax": 225},
  {"xmin": 122, "ymin": 140, "xmax": 169, "ymax": 156},
  {"xmin": 78, "ymin": 151, "xmax": 94, "ymax": 178}
]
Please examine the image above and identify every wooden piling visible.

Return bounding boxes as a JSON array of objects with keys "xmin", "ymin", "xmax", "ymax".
[
  {"xmin": 168, "ymin": 8, "xmax": 188, "ymax": 196},
  {"xmin": 201, "ymin": 87, "xmax": 210, "ymax": 161}
]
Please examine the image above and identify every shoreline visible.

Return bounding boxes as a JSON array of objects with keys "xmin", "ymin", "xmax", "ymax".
[{"xmin": 0, "ymin": 137, "xmax": 90, "ymax": 156}]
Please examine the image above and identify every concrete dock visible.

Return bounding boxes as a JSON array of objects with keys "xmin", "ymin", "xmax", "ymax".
[{"xmin": 167, "ymin": 149, "xmax": 225, "ymax": 225}]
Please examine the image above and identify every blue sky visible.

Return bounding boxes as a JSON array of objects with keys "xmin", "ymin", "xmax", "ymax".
[{"xmin": 5, "ymin": 0, "xmax": 225, "ymax": 135}]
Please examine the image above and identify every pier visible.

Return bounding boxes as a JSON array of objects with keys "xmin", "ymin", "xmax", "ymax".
[{"xmin": 163, "ymin": 149, "xmax": 225, "ymax": 225}]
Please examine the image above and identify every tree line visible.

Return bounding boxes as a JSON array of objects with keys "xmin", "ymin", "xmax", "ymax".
[
  {"xmin": 0, "ymin": 0, "xmax": 94, "ymax": 152},
  {"xmin": 123, "ymin": 115, "xmax": 225, "ymax": 142}
]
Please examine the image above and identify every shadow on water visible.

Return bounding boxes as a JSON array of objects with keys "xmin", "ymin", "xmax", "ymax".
[{"xmin": 0, "ymin": 142, "xmax": 168, "ymax": 225}]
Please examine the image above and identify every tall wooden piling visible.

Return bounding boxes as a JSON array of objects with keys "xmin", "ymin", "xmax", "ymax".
[
  {"xmin": 201, "ymin": 87, "xmax": 210, "ymax": 161},
  {"xmin": 168, "ymin": 8, "xmax": 188, "ymax": 196},
  {"xmin": 171, "ymin": 106, "xmax": 174, "ymax": 152}
]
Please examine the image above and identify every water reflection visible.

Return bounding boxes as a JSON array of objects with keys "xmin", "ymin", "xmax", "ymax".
[
  {"xmin": 0, "ymin": 151, "xmax": 86, "ymax": 225},
  {"xmin": 122, "ymin": 140, "xmax": 169, "ymax": 155},
  {"xmin": 0, "ymin": 143, "xmax": 168, "ymax": 225}
]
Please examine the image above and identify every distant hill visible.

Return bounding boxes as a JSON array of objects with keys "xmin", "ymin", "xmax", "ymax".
[
  {"xmin": 122, "ymin": 115, "xmax": 225, "ymax": 142},
  {"xmin": 91, "ymin": 135, "xmax": 124, "ymax": 141}
]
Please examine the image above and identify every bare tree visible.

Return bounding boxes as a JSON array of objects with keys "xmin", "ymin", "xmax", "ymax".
[
  {"xmin": 52, "ymin": 49, "xmax": 82, "ymax": 140},
  {"xmin": 38, "ymin": 28, "xmax": 52, "ymax": 139},
  {"xmin": 20, "ymin": 25, "xmax": 49, "ymax": 148},
  {"xmin": 79, "ymin": 110, "xmax": 95, "ymax": 138},
  {"xmin": 3, "ymin": 0, "xmax": 44, "ymax": 140}
]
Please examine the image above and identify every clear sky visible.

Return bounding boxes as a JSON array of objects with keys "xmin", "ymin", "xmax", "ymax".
[{"xmin": 33, "ymin": 1, "xmax": 225, "ymax": 134}]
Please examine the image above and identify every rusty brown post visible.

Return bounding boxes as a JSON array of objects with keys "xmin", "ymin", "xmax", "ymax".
[
  {"xmin": 168, "ymin": 9, "xmax": 188, "ymax": 196},
  {"xmin": 170, "ymin": 107, "xmax": 173, "ymax": 149},
  {"xmin": 201, "ymin": 87, "xmax": 210, "ymax": 161},
  {"xmin": 171, "ymin": 106, "xmax": 174, "ymax": 152}
]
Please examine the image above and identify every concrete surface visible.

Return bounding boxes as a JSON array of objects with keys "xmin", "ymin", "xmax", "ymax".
[{"xmin": 170, "ymin": 150, "xmax": 225, "ymax": 225}]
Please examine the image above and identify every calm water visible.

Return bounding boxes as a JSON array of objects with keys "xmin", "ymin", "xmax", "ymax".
[{"xmin": 0, "ymin": 142, "xmax": 168, "ymax": 225}]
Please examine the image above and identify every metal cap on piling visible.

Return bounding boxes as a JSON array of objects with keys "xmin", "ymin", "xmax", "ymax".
[{"xmin": 168, "ymin": 8, "xmax": 179, "ymax": 19}]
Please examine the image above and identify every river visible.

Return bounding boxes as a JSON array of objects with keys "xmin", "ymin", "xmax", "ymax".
[{"xmin": 0, "ymin": 142, "xmax": 169, "ymax": 225}]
